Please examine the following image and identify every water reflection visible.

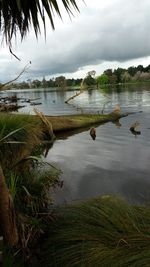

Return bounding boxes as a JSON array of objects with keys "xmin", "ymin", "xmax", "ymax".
[
  {"xmin": 121, "ymin": 177, "xmax": 150, "ymax": 204},
  {"xmin": 47, "ymin": 109, "xmax": 150, "ymax": 205},
  {"xmin": 112, "ymin": 119, "xmax": 122, "ymax": 128}
]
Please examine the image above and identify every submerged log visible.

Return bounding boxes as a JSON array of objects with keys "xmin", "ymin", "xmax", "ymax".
[{"xmin": 30, "ymin": 102, "xmax": 42, "ymax": 106}]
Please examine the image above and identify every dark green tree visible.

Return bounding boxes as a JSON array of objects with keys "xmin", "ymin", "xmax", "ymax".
[
  {"xmin": 137, "ymin": 65, "xmax": 144, "ymax": 72},
  {"xmin": 32, "ymin": 79, "xmax": 42, "ymax": 88},
  {"xmin": 84, "ymin": 75, "xmax": 96, "ymax": 86},
  {"xmin": 113, "ymin": 68, "xmax": 125, "ymax": 83},
  {"xmin": 104, "ymin": 69, "xmax": 113, "ymax": 77},
  {"xmin": 127, "ymin": 66, "xmax": 137, "ymax": 76},
  {"xmin": 55, "ymin": 76, "xmax": 66, "ymax": 88},
  {"xmin": 74, "ymin": 78, "xmax": 82, "ymax": 86}
]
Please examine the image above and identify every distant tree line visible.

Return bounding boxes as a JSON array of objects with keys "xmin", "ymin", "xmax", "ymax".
[
  {"xmin": 11, "ymin": 72, "xmax": 97, "ymax": 89},
  {"xmin": 9, "ymin": 64, "xmax": 150, "ymax": 89},
  {"xmin": 96, "ymin": 64, "xmax": 150, "ymax": 86},
  {"xmin": 11, "ymin": 76, "xmax": 83, "ymax": 89}
]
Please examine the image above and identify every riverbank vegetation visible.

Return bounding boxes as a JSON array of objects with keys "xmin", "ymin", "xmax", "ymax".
[
  {"xmin": 0, "ymin": 112, "xmax": 61, "ymax": 265},
  {"xmin": 96, "ymin": 64, "xmax": 150, "ymax": 86}
]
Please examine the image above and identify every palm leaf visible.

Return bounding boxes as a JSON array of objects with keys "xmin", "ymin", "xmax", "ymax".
[{"xmin": 0, "ymin": 0, "xmax": 80, "ymax": 44}]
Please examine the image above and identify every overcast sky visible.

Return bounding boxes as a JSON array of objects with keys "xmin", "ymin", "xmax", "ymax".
[{"xmin": 0, "ymin": 0, "xmax": 150, "ymax": 82}]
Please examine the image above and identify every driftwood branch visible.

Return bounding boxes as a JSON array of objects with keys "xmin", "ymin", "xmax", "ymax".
[{"xmin": 0, "ymin": 62, "xmax": 31, "ymax": 91}]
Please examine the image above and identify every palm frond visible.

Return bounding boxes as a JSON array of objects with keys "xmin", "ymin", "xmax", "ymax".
[{"xmin": 0, "ymin": 0, "xmax": 80, "ymax": 45}]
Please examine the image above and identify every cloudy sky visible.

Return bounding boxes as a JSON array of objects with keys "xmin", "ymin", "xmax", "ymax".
[{"xmin": 0, "ymin": 0, "xmax": 150, "ymax": 82}]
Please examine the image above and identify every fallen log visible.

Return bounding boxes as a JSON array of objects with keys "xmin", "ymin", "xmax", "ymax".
[{"xmin": 44, "ymin": 112, "xmax": 130, "ymax": 133}]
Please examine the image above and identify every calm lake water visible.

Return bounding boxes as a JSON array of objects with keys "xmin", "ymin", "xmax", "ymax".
[{"xmin": 2, "ymin": 84, "xmax": 150, "ymax": 204}]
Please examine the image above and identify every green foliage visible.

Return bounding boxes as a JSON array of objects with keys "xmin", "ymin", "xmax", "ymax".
[
  {"xmin": 96, "ymin": 74, "xmax": 109, "ymax": 85},
  {"xmin": 55, "ymin": 76, "xmax": 66, "ymax": 88},
  {"xmin": 41, "ymin": 196, "xmax": 150, "ymax": 267},
  {"xmin": 99, "ymin": 64, "xmax": 150, "ymax": 85},
  {"xmin": 13, "ymin": 165, "xmax": 61, "ymax": 214},
  {"xmin": 4, "ymin": 163, "xmax": 61, "ymax": 264}
]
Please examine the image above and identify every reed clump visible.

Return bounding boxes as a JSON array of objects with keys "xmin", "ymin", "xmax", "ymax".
[{"xmin": 41, "ymin": 196, "xmax": 150, "ymax": 267}]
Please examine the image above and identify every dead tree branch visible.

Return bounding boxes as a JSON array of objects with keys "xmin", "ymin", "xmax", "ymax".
[
  {"xmin": 65, "ymin": 90, "xmax": 84, "ymax": 104},
  {"xmin": 0, "ymin": 62, "xmax": 31, "ymax": 91}
]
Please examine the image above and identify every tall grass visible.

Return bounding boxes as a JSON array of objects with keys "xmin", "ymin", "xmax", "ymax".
[
  {"xmin": 16, "ymin": 165, "xmax": 61, "ymax": 214},
  {"xmin": 41, "ymin": 196, "xmax": 150, "ymax": 267},
  {"xmin": 0, "ymin": 113, "xmax": 43, "ymax": 171},
  {"xmin": 0, "ymin": 113, "xmax": 62, "ymax": 264},
  {"xmin": 8, "ymin": 174, "xmax": 19, "ymax": 200}
]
